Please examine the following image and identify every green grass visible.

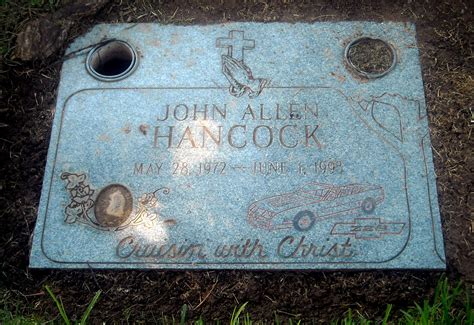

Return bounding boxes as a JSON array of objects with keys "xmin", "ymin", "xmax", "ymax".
[
  {"xmin": 1, "ymin": 277, "xmax": 472, "ymax": 324},
  {"xmin": 0, "ymin": 289, "xmax": 46, "ymax": 325},
  {"xmin": 330, "ymin": 277, "xmax": 473, "ymax": 324},
  {"xmin": 44, "ymin": 285, "xmax": 101, "ymax": 325},
  {"xmin": 399, "ymin": 277, "xmax": 473, "ymax": 325},
  {"xmin": 0, "ymin": 308, "xmax": 44, "ymax": 325}
]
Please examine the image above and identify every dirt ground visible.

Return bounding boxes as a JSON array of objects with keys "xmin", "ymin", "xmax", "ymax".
[{"xmin": 1, "ymin": 0, "xmax": 473, "ymax": 322}]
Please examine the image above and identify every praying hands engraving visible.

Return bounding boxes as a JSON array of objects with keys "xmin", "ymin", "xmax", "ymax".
[
  {"xmin": 221, "ymin": 55, "xmax": 268, "ymax": 98},
  {"xmin": 217, "ymin": 30, "xmax": 268, "ymax": 98}
]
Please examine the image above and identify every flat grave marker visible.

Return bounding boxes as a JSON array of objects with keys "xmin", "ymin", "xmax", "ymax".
[{"xmin": 30, "ymin": 22, "xmax": 445, "ymax": 269}]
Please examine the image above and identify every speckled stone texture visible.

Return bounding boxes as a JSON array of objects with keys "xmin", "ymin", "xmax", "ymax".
[{"xmin": 30, "ymin": 22, "xmax": 445, "ymax": 269}]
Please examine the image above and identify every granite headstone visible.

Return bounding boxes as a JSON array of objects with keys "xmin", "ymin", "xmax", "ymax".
[{"xmin": 30, "ymin": 22, "xmax": 445, "ymax": 269}]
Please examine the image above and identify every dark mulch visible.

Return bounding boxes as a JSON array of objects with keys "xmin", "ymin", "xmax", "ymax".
[{"xmin": 1, "ymin": 0, "xmax": 472, "ymax": 322}]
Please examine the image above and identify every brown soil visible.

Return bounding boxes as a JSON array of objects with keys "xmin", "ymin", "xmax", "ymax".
[
  {"xmin": 1, "ymin": 0, "xmax": 473, "ymax": 322},
  {"xmin": 346, "ymin": 38, "xmax": 394, "ymax": 76}
]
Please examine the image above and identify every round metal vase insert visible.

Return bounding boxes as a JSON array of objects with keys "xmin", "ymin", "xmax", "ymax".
[
  {"xmin": 94, "ymin": 184, "xmax": 133, "ymax": 227},
  {"xmin": 344, "ymin": 37, "xmax": 397, "ymax": 79},
  {"xmin": 86, "ymin": 40, "xmax": 138, "ymax": 81}
]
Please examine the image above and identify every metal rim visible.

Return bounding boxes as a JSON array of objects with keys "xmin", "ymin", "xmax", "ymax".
[
  {"xmin": 344, "ymin": 37, "xmax": 397, "ymax": 79},
  {"xmin": 86, "ymin": 40, "xmax": 138, "ymax": 82},
  {"xmin": 94, "ymin": 183, "xmax": 133, "ymax": 227}
]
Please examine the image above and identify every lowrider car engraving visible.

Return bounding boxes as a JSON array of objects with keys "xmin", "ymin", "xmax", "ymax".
[{"xmin": 247, "ymin": 183, "xmax": 384, "ymax": 231}]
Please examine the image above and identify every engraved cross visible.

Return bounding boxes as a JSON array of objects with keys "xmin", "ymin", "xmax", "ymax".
[{"xmin": 216, "ymin": 30, "xmax": 255, "ymax": 62}]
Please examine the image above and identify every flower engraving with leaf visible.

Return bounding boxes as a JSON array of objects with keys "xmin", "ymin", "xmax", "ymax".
[
  {"xmin": 61, "ymin": 172, "xmax": 173, "ymax": 231},
  {"xmin": 116, "ymin": 188, "xmax": 171, "ymax": 230},
  {"xmin": 61, "ymin": 172, "xmax": 95, "ymax": 224}
]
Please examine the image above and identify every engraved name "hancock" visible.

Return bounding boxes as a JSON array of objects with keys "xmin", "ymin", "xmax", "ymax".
[{"xmin": 152, "ymin": 102, "xmax": 322, "ymax": 149}]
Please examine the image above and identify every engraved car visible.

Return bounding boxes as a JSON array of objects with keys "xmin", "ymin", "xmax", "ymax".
[{"xmin": 247, "ymin": 183, "xmax": 384, "ymax": 231}]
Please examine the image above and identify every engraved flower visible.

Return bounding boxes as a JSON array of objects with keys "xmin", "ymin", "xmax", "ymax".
[
  {"xmin": 138, "ymin": 193, "xmax": 152, "ymax": 203},
  {"xmin": 71, "ymin": 185, "xmax": 94, "ymax": 204},
  {"xmin": 143, "ymin": 213, "xmax": 158, "ymax": 228},
  {"xmin": 138, "ymin": 193, "xmax": 159, "ymax": 208},
  {"xmin": 65, "ymin": 202, "xmax": 82, "ymax": 223},
  {"xmin": 83, "ymin": 198, "xmax": 94, "ymax": 211},
  {"xmin": 63, "ymin": 173, "xmax": 86, "ymax": 190}
]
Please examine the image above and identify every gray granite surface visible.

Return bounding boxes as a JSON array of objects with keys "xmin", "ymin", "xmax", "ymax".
[{"xmin": 30, "ymin": 22, "xmax": 445, "ymax": 269}]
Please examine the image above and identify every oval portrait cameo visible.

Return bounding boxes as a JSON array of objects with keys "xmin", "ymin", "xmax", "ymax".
[{"xmin": 94, "ymin": 184, "xmax": 133, "ymax": 227}]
